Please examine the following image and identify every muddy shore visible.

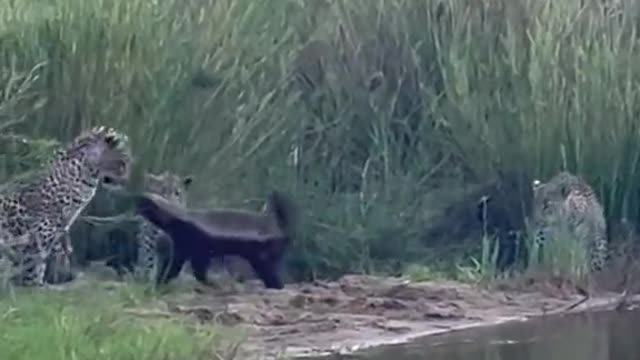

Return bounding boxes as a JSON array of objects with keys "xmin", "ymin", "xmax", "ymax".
[{"xmin": 84, "ymin": 269, "xmax": 634, "ymax": 360}]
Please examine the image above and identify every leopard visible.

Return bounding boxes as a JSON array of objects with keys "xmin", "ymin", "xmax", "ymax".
[
  {"xmin": 531, "ymin": 171, "xmax": 608, "ymax": 272},
  {"xmin": 43, "ymin": 232, "xmax": 74, "ymax": 284},
  {"xmin": 133, "ymin": 171, "xmax": 192, "ymax": 282},
  {"xmin": 0, "ymin": 126, "xmax": 132, "ymax": 287}
]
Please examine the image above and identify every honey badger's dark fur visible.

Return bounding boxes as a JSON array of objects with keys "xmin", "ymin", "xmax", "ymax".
[{"xmin": 134, "ymin": 191, "xmax": 296, "ymax": 289}]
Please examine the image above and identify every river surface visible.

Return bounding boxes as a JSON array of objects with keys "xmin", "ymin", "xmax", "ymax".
[{"xmin": 315, "ymin": 310, "xmax": 640, "ymax": 360}]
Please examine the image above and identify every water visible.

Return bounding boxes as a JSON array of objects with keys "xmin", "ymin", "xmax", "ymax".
[{"xmin": 319, "ymin": 310, "xmax": 640, "ymax": 360}]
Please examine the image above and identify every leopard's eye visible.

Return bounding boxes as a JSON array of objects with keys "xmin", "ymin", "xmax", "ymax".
[{"xmin": 105, "ymin": 136, "xmax": 117, "ymax": 147}]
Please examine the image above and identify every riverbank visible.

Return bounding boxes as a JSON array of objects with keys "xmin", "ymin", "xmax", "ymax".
[
  {"xmin": 179, "ymin": 275, "xmax": 634, "ymax": 359},
  {"xmin": 43, "ymin": 264, "xmax": 635, "ymax": 359}
]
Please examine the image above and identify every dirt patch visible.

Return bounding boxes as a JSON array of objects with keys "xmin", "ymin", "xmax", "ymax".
[
  {"xmin": 104, "ymin": 272, "xmax": 629, "ymax": 360},
  {"xmin": 62, "ymin": 262, "xmax": 636, "ymax": 359}
]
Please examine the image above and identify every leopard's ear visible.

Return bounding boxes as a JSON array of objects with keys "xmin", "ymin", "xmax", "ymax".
[
  {"xmin": 182, "ymin": 176, "xmax": 194, "ymax": 188},
  {"xmin": 532, "ymin": 179, "xmax": 543, "ymax": 194}
]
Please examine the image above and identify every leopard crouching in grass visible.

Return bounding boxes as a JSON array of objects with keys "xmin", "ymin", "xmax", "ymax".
[
  {"xmin": 132, "ymin": 172, "xmax": 193, "ymax": 282},
  {"xmin": 0, "ymin": 126, "xmax": 132, "ymax": 287},
  {"xmin": 531, "ymin": 171, "xmax": 608, "ymax": 273}
]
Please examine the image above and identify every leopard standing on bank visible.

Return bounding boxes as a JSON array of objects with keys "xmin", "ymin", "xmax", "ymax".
[
  {"xmin": 531, "ymin": 171, "xmax": 608, "ymax": 272},
  {"xmin": 0, "ymin": 126, "xmax": 132, "ymax": 287},
  {"xmin": 134, "ymin": 171, "xmax": 192, "ymax": 282}
]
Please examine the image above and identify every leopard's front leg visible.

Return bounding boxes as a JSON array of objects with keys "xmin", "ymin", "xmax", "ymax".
[
  {"xmin": 44, "ymin": 231, "xmax": 76, "ymax": 284},
  {"xmin": 14, "ymin": 227, "xmax": 57, "ymax": 287}
]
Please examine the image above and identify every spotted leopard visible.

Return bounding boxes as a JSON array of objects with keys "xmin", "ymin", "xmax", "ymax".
[
  {"xmin": 531, "ymin": 171, "xmax": 608, "ymax": 272},
  {"xmin": 134, "ymin": 171, "xmax": 192, "ymax": 282},
  {"xmin": 0, "ymin": 126, "xmax": 132, "ymax": 286}
]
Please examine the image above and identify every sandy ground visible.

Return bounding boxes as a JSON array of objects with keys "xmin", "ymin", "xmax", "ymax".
[{"xmin": 76, "ymin": 269, "xmax": 633, "ymax": 360}]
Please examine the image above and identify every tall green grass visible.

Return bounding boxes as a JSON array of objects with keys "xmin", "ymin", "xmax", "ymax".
[
  {"xmin": 0, "ymin": 0, "xmax": 638, "ymax": 280},
  {"xmin": 465, "ymin": 223, "xmax": 593, "ymax": 284}
]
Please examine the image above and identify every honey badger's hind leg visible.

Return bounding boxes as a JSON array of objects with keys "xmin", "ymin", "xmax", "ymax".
[
  {"xmin": 247, "ymin": 254, "xmax": 284, "ymax": 289},
  {"xmin": 190, "ymin": 254, "xmax": 215, "ymax": 287}
]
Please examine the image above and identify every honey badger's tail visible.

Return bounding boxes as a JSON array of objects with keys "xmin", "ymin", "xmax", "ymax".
[{"xmin": 267, "ymin": 191, "xmax": 297, "ymax": 240}]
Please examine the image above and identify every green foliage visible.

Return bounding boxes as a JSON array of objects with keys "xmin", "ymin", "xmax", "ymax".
[
  {"xmin": 456, "ymin": 235, "xmax": 502, "ymax": 283},
  {"xmin": 0, "ymin": 0, "xmax": 636, "ymax": 281},
  {"xmin": 0, "ymin": 282, "xmax": 237, "ymax": 360},
  {"xmin": 403, "ymin": 263, "xmax": 448, "ymax": 282},
  {"xmin": 0, "ymin": 136, "xmax": 60, "ymax": 181},
  {"xmin": 526, "ymin": 222, "xmax": 592, "ymax": 281}
]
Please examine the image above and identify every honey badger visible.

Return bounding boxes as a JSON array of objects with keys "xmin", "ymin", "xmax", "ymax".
[{"xmin": 134, "ymin": 191, "xmax": 296, "ymax": 289}]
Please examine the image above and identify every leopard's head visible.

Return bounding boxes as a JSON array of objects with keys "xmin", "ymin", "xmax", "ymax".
[
  {"xmin": 66, "ymin": 126, "xmax": 132, "ymax": 190},
  {"xmin": 143, "ymin": 171, "xmax": 193, "ymax": 205},
  {"xmin": 531, "ymin": 176, "xmax": 574, "ymax": 239}
]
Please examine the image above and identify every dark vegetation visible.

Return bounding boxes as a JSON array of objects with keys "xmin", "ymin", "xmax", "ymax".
[{"xmin": 0, "ymin": 0, "xmax": 638, "ymax": 282}]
